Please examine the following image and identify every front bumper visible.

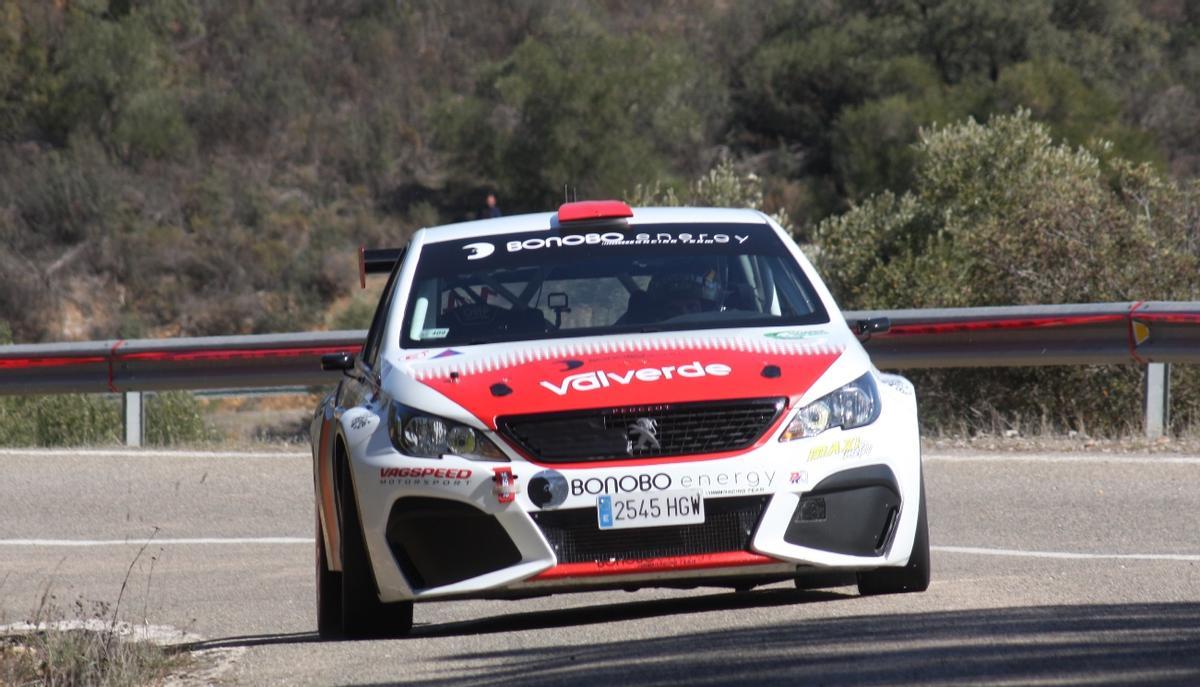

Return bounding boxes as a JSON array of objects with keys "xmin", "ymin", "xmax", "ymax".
[{"xmin": 348, "ymin": 391, "xmax": 921, "ymax": 602}]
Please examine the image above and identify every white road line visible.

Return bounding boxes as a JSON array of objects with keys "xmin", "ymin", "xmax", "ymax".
[
  {"xmin": 925, "ymin": 453, "xmax": 1200, "ymax": 465},
  {"xmin": 934, "ymin": 545, "xmax": 1200, "ymax": 561},
  {"xmin": 0, "ymin": 537, "xmax": 313, "ymax": 547},
  {"xmin": 0, "ymin": 448, "xmax": 307, "ymax": 459}
]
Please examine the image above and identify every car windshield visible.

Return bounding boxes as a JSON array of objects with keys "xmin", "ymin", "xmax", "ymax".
[{"xmin": 401, "ymin": 222, "xmax": 828, "ymax": 348}]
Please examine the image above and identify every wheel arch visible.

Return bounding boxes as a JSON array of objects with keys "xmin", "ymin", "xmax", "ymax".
[{"xmin": 317, "ymin": 423, "xmax": 349, "ymax": 573}]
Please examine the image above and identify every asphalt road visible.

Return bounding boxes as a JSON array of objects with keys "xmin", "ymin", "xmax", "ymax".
[{"xmin": 2, "ymin": 447, "xmax": 1199, "ymax": 686}]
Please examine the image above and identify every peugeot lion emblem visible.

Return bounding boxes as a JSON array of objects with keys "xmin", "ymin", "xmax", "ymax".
[{"xmin": 627, "ymin": 418, "xmax": 661, "ymax": 454}]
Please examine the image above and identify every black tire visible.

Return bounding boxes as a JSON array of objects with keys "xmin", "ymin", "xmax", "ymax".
[
  {"xmin": 316, "ymin": 514, "xmax": 343, "ymax": 639},
  {"xmin": 337, "ymin": 453, "xmax": 414, "ymax": 639},
  {"xmin": 857, "ymin": 476, "xmax": 930, "ymax": 596}
]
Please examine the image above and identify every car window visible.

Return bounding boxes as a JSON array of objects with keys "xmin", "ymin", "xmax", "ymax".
[
  {"xmin": 360, "ymin": 254, "xmax": 403, "ymax": 370},
  {"xmin": 401, "ymin": 223, "xmax": 827, "ymax": 348}
]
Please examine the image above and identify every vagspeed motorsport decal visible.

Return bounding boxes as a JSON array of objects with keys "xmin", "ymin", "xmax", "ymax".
[{"xmin": 380, "ymin": 466, "xmax": 473, "ymax": 487}]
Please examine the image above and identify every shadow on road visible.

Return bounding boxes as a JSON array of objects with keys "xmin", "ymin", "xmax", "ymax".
[
  {"xmin": 411, "ymin": 587, "xmax": 851, "ymax": 638},
  {"xmin": 177, "ymin": 590, "xmax": 1200, "ymax": 685},
  {"xmin": 369, "ymin": 599, "xmax": 1200, "ymax": 686},
  {"xmin": 176, "ymin": 587, "xmax": 848, "ymax": 652},
  {"xmin": 176, "ymin": 631, "xmax": 321, "ymax": 652}
]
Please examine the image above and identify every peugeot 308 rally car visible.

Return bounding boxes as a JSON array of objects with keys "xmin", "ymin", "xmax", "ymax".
[{"xmin": 310, "ymin": 201, "xmax": 928, "ymax": 638}]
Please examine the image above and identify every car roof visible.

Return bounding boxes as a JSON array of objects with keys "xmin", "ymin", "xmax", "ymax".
[{"xmin": 415, "ymin": 206, "xmax": 770, "ymax": 244}]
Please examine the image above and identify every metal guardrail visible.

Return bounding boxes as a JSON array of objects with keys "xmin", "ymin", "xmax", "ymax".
[
  {"xmin": 0, "ymin": 301, "xmax": 1197, "ymax": 441},
  {"xmin": 852, "ymin": 301, "xmax": 1200, "ymax": 367},
  {"xmin": 0, "ymin": 331, "xmax": 365, "ymax": 395}
]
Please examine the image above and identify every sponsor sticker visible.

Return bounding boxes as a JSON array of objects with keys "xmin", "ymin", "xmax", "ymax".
[
  {"xmin": 379, "ymin": 466, "xmax": 473, "ymax": 487},
  {"xmin": 879, "ymin": 374, "xmax": 915, "ymax": 395},
  {"xmin": 677, "ymin": 470, "xmax": 777, "ymax": 496},
  {"xmin": 790, "ymin": 470, "xmax": 809, "ymax": 485},
  {"xmin": 420, "ymin": 328, "xmax": 450, "ymax": 339},
  {"xmin": 462, "ymin": 242, "xmax": 495, "ymax": 260},
  {"xmin": 539, "ymin": 361, "xmax": 731, "ymax": 396},
  {"xmin": 401, "ymin": 349, "xmax": 439, "ymax": 360},
  {"xmin": 502, "ymin": 232, "xmax": 751, "ymax": 255},
  {"xmin": 765, "ymin": 330, "xmax": 828, "ymax": 340},
  {"xmin": 528, "ymin": 469, "xmax": 568, "ymax": 508},
  {"xmin": 806, "ymin": 436, "xmax": 872, "ymax": 462},
  {"xmin": 570, "ymin": 473, "xmax": 673, "ymax": 496}
]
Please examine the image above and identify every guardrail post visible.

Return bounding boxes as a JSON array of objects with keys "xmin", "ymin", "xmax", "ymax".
[
  {"xmin": 123, "ymin": 391, "xmax": 143, "ymax": 447},
  {"xmin": 1144, "ymin": 363, "xmax": 1169, "ymax": 440}
]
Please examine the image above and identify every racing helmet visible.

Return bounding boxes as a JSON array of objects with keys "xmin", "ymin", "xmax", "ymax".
[{"xmin": 647, "ymin": 261, "xmax": 722, "ymax": 307}]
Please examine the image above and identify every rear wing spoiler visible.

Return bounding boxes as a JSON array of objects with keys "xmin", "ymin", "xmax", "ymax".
[{"xmin": 358, "ymin": 246, "xmax": 405, "ymax": 288}]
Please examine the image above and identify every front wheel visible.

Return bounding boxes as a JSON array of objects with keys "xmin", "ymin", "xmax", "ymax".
[
  {"xmin": 857, "ymin": 476, "xmax": 930, "ymax": 596},
  {"xmin": 338, "ymin": 454, "xmax": 414, "ymax": 639}
]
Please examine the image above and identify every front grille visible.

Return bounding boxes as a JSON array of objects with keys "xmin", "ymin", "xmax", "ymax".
[
  {"xmin": 498, "ymin": 398, "xmax": 786, "ymax": 463},
  {"xmin": 529, "ymin": 495, "xmax": 769, "ymax": 564}
]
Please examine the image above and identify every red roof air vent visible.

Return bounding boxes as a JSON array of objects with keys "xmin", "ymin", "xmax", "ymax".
[{"xmin": 557, "ymin": 200, "xmax": 634, "ymax": 222}]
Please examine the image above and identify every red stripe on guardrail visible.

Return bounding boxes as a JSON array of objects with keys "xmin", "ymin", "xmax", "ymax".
[
  {"xmin": 114, "ymin": 345, "xmax": 362, "ymax": 363},
  {"xmin": 0, "ymin": 345, "xmax": 363, "ymax": 373},
  {"xmin": 0, "ymin": 356, "xmax": 107, "ymax": 369},
  {"xmin": 887, "ymin": 314, "xmax": 1126, "ymax": 336},
  {"xmin": 1133, "ymin": 313, "xmax": 1200, "ymax": 324}
]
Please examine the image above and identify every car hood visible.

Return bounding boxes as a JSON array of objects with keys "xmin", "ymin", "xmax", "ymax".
[{"xmin": 386, "ymin": 328, "xmax": 849, "ymax": 429}]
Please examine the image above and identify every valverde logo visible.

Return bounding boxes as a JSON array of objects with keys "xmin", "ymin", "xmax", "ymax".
[{"xmin": 539, "ymin": 361, "xmax": 731, "ymax": 396}]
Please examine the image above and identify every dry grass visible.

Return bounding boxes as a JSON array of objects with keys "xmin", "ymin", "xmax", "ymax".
[
  {"xmin": 0, "ymin": 623, "xmax": 190, "ymax": 687},
  {"xmin": 0, "ymin": 535, "xmax": 194, "ymax": 687}
]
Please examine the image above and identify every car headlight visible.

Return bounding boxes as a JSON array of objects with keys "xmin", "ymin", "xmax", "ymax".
[
  {"xmin": 780, "ymin": 372, "xmax": 881, "ymax": 441},
  {"xmin": 388, "ymin": 403, "xmax": 508, "ymax": 461}
]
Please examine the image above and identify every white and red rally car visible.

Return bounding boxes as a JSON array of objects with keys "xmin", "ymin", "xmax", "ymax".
[{"xmin": 310, "ymin": 201, "xmax": 927, "ymax": 638}]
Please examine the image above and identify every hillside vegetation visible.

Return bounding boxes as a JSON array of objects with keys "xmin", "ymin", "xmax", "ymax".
[{"xmin": 1, "ymin": 1, "xmax": 1199, "ymax": 435}]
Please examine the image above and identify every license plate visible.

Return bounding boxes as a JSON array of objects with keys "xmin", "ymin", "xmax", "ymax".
[{"xmin": 597, "ymin": 490, "xmax": 705, "ymax": 530}]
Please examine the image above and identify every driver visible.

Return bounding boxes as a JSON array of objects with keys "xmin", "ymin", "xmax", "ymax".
[{"xmin": 646, "ymin": 268, "xmax": 721, "ymax": 320}]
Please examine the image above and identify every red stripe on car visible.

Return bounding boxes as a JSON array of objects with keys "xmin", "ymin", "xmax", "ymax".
[{"xmin": 529, "ymin": 551, "xmax": 776, "ymax": 580}]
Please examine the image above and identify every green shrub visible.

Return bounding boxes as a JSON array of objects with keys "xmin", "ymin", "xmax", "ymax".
[
  {"xmin": 0, "ymin": 391, "xmax": 212, "ymax": 447},
  {"xmin": 145, "ymin": 391, "xmax": 213, "ymax": 446},
  {"xmin": 815, "ymin": 111, "xmax": 1200, "ymax": 435},
  {"xmin": 629, "ymin": 157, "xmax": 793, "ymax": 231},
  {"xmin": 29, "ymin": 394, "xmax": 121, "ymax": 447},
  {"xmin": 435, "ymin": 14, "xmax": 716, "ymax": 210}
]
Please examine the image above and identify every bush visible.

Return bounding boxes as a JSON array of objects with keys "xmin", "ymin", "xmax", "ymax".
[
  {"xmin": 0, "ymin": 394, "xmax": 123, "ymax": 447},
  {"xmin": 435, "ymin": 14, "xmax": 718, "ymax": 211},
  {"xmin": 815, "ymin": 111, "xmax": 1200, "ymax": 435},
  {"xmin": 145, "ymin": 391, "xmax": 213, "ymax": 446},
  {"xmin": 629, "ymin": 157, "xmax": 793, "ymax": 231},
  {"xmin": 0, "ymin": 391, "xmax": 212, "ymax": 447}
]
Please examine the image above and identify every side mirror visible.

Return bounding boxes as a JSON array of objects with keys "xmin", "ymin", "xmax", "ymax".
[
  {"xmin": 848, "ymin": 317, "xmax": 890, "ymax": 340},
  {"xmin": 321, "ymin": 352, "xmax": 356, "ymax": 372}
]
